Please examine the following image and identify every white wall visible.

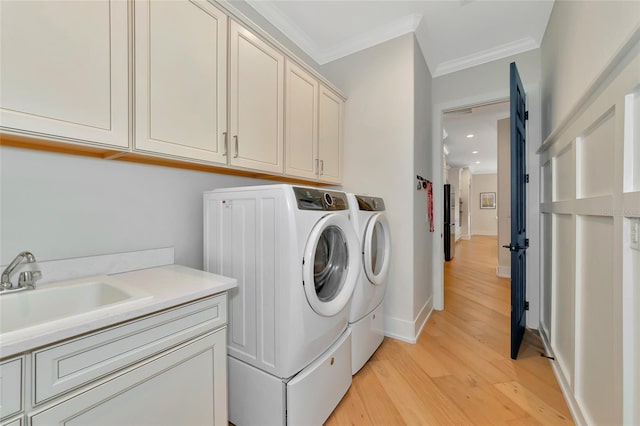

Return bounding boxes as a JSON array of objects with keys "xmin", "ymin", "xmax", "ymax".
[
  {"xmin": 497, "ymin": 118, "xmax": 511, "ymax": 277},
  {"xmin": 460, "ymin": 168, "xmax": 471, "ymax": 240},
  {"xmin": 412, "ymin": 37, "xmax": 434, "ymax": 330},
  {"xmin": 470, "ymin": 173, "xmax": 497, "ymax": 236},
  {"xmin": 430, "ymin": 49, "xmax": 541, "ymax": 326},
  {"xmin": 540, "ymin": 0, "xmax": 640, "ymax": 139},
  {"xmin": 0, "ymin": 146, "xmax": 268, "ymax": 267},
  {"xmin": 447, "ymin": 167, "xmax": 461, "ymax": 240},
  {"xmin": 322, "ymin": 34, "xmax": 433, "ymax": 342},
  {"xmin": 539, "ymin": 2, "xmax": 640, "ymax": 424}
]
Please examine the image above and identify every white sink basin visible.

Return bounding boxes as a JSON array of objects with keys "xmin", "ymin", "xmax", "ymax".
[{"xmin": 0, "ymin": 280, "xmax": 148, "ymax": 334}]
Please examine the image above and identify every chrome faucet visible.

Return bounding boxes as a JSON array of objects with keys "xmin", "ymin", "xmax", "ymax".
[{"xmin": 1, "ymin": 251, "xmax": 41, "ymax": 292}]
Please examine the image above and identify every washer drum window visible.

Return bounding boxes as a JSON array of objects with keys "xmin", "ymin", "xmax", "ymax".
[
  {"xmin": 303, "ymin": 214, "xmax": 359, "ymax": 317},
  {"xmin": 313, "ymin": 225, "xmax": 349, "ymax": 302}
]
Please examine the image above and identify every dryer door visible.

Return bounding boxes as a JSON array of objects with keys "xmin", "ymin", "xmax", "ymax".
[
  {"xmin": 363, "ymin": 213, "xmax": 391, "ymax": 285},
  {"xmin": 303, "ymin": 213, "xmax": 359, "ymax": 317}
]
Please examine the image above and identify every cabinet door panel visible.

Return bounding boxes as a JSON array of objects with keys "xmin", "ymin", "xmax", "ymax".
[
  {"xmin": 229, "ymin": 21, "xmax": 284, "ymax": 173},
  {"xmin": 285, "ymin": 60, "xmax": 318, "ymax": 180},
  {"xmin": 134, "ymin": 0, "xmax": 227, "ymax": 163},
  {"xmin": 318, "ymin": 86, "xmax": 344, "ymax": 184},
  {"xmin": 0, "ymin": 0, "xmax": 128, "ymax": 148},
  {"xmin": 0, "ymin": 357, "xmax": 23, "ymax": 421},
  {"xmin": 31, "ymin": 330, "xmax": 227, "ymax": 426}
]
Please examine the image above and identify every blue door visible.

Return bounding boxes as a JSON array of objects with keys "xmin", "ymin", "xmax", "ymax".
[{"xmin": 509, "ymin": 62, "xmax": 528, "ymax": 359}]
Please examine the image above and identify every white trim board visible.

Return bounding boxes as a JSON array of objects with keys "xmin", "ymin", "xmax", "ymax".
[
  {"xmin": 539, "ymin": 328, "xmax": 587, "ymax": 426},
  {"xmin": 384, "ymin": 296, "xmax": 433, "ymax": 344},
  {"xmin": 496, "ymin": 265, "xmax": 511, "ymax": 278}
]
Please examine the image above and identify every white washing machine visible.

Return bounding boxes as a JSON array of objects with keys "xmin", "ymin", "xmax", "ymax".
[
  {"xmin": 346, "ymin": 193, "xmax": 391, "ymax": 374},
  {"xmin": 204, "ymin": 184, "xmax": 360, "ymax": 425}
]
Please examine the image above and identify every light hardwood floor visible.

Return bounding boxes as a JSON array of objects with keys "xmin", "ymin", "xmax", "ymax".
[{"xmin": 326, "ymin": 235, "xmax": 572, "ymax": 425}]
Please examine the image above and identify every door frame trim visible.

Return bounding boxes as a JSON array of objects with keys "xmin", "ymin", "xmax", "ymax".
[{"xmin": 431, "ymin": 85, "xmax": 542, "ymax": 331}]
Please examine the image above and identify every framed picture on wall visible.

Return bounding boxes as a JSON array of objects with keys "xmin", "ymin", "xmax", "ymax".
[{"xmin": 480, "ymin": 192, "xmax": 496, "ymax": 209}]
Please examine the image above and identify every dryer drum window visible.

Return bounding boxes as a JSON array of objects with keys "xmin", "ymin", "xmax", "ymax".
[
  {"xmin": 371, "ymin": 221, "xmax": 386, "ymax": 275},
  {"xmin": 313, "ymin": 225, "xmax": 349, "ymax": 302}
]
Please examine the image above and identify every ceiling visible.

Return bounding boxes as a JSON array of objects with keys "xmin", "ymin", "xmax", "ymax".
[
  {"xmin": 443, "ymin": 101, "xmax": 510, "ymax": 174},
  {"xmin": 244, "ymin": 0, "xmax": 554, "ymax": 77}
]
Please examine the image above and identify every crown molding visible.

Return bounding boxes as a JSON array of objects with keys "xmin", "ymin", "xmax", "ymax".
[
  {"xmin": 318, "ymin": 14, "xmax": 423, "ymax": 65},
  {"xmin": 245, "ymin": 2, "xmax": 422, "ymax": 66},
  {"xmin": 244, "ymin": 1, "xmax": 324, "ymax": 62},
  {"xmin": 432, "ymin": 37, "xmax": 539, "ymax": 77}
]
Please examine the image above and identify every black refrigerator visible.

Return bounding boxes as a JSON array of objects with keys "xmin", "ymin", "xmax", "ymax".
[{"xmin": 444, "ymin": 184, "xmax": 455, "ymax": 261}]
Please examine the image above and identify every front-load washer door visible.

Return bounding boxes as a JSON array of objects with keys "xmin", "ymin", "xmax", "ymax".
[
  {"xmin": 303, "ymin": 214, "xmax": 359, "ymax": 317},
  {"xmin": 363, "ymin": 213, "xmax": 391, "ymax": 285}
]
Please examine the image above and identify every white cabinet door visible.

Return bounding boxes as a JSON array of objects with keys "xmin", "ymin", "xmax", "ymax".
[
  {"xmin": 318, "ymin": 85, "xmax": 344, "ymax": 184},
  {"xmin": 0, "ymin": 0, "xmax": 128, "ymax": 148},
  {"xmin": 31, "ymin": 330, "xmax": 227, "ymax": 426},
  {"xmin": 285, "ymin": 60, "xmax": 319, "ymax": 181},
  {"xmin": 134, "ymin": 0, "xmax": 228, "ymax": 164},
  {"xmin": 0, "ymin": 357, "xmax": 22, "ymax": 421},
  {"xmin": 229, "ymin": 20, "xmax": 284, "ymax": 174}
]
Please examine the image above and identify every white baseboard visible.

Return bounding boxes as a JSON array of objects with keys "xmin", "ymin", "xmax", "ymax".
[
  {"xmin": 384, "ymin": 296, "xmax": 433, "ymax": 344},
  {"xmin": 496, "ymin": 265, "xmax": 511, "ymax": 278},
  {"xmin": 414, "ymin": 296, "xmax": 433, "ymax": 340},
  {"xmin": 539, "ymin": 328, "xmax": 587, "ymax": 426}
]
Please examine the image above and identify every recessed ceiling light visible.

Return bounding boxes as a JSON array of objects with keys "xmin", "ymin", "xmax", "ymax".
[
  {"xmin": 472, "ymin": 151, "xmax": 479, "ymax": 154},
  {"xmin": 466, "ymin": 134, "xmax": 474, "ymax": 138},
  {"xmin": 475, "ymin": 161, "xmax": 481, "ymax": 164}
]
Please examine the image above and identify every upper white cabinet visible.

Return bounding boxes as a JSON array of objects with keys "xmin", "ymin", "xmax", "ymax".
[
  {"xmin": 284, "ymin": 62, "xmax": 344, "ymax": 184},
  {"xmin": 0, "ymin": 0, "xmax": 128, "ymax": 148},
  {"xmin": 229, "ymin": 20, "xmax": 284, "ymax": 174},
  {"xmin": 285, "ymin": 60, "xmax": 319, "ymax": 181},
  {"xmin": 0, "ymin": 1, "xmax": 343, "ymax": 183},
  {"xmin": 318, "ymin": 85, "xmax": 344, "ymax": 184},
  {"xmin": 134, "ymin": 0, "xmax": 228, "ymax": 164}
]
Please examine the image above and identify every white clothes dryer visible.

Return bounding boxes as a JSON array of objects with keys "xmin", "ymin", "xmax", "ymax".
[
  {"xmin": 346, "ymin": 193, "xmax": 391, "ymax": 374},
  {"xmin": 204, "ymin": 184, "xmax": 360, "ymax": 425}
]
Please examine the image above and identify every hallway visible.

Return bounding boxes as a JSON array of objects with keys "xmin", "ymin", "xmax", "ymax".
[{"xmin": 326, "ymin": 236, "xmax": 572, "ymax": 425}]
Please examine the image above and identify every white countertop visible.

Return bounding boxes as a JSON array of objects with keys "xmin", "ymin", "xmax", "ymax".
[{"xmin": 0, "ymin": 264, "xmax": 236, "ymax": 358}]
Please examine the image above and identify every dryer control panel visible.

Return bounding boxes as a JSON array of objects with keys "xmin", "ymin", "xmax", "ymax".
[
  {"xmin": 355, "ymin": 195, "xmax": 386, "ymax": 211},
  {"xmin": 293, "ymin": 187, "xmax": 348, "ymax": 211}
]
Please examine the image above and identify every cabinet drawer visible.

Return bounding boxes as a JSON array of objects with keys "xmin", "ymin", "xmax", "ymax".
[
  {"xmin": 31, "ymin": 330, "xmax": 227, "ymax": 426},
  {"xmin": 0, "ymin": 357, "xmax": 23, "ymax": 421},
  {"xmin": 33, "ymin": 293, "xmax": 226, "ymax": 404}
]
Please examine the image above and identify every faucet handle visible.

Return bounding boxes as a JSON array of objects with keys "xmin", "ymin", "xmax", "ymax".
[{"xmin": 18, "ymin": 270, "xmax": 41, "ymax": 288}]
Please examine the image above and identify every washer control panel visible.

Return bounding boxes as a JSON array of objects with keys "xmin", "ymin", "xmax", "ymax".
[{"xmin": 293, "ymin": 187, "xmax": 348, "ymax": 211}]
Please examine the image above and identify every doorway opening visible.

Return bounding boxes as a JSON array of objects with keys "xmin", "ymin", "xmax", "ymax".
[{"xmin": 441, "ymin": 99, "xmax": 510, "ymax": 284}]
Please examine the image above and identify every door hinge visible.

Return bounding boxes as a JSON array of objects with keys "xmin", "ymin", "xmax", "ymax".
[
  {"xmin": 525, "ymin": 174, "xmax": 529, "ymax": 183},
  {"xmin": 525, "ymin": 301, "xmax": 530, "ymax": 311},
  {"xmin": 525, "ymin": 238, "xmax": 529, "ymax": 248},
  {"xmin": 524, "ymin": 111, "xmax": 529, "ymax": 120}
]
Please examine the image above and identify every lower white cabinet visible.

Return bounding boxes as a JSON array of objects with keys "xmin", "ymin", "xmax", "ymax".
[
  {"xmin": 0, "ymin": 294, "xmax": 228, "ymax": 426},
  {"xmin": 31, "ymin": 330, "xmax": 227, "ymax": 426},
  {"xmin": 0, "ymin": 357, "xmax": 23, "ymax": 422}
]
